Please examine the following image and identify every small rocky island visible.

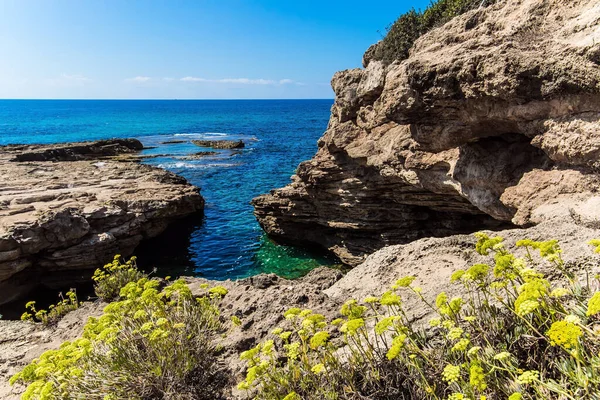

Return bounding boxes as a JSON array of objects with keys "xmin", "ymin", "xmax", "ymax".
[{"xmin": 0, "ymin": 139, "xmax": 204, "ymax": 304}]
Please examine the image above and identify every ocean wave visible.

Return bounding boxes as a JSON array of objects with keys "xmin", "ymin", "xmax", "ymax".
[
  {"xmin": 174, "ymin": 132, "xmax": 228, "ymax": 137},
  {"xmin": 157, "ymin": 162, "xmax": 242, "ymax": 169}
]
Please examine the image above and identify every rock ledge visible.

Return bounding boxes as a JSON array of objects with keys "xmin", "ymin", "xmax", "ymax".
[{"xmin": 0, "ymin": 139, "xmax": 204, "ymax": 304}]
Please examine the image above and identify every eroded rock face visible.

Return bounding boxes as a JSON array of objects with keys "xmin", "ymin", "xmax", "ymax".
[
  {"xmin": 0, "ymin": 140, "xmax": 205, "ymax": 304},
  {"xmin": 253, "ymin": 0, "xmax": 600, "ymax": 265}
]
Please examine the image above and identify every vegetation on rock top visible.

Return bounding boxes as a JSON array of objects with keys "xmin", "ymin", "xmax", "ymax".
[{"xmin": 369, "ymin": 0, "xmax": 500, "ymax": 64}]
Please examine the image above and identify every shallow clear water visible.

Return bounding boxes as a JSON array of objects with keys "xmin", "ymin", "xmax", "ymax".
[{"xmin": 0, "ymin": 99, "xmax": 336, "ymax": 280}]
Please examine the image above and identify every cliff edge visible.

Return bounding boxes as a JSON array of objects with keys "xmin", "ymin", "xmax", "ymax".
[{"xmin": 253, "ymin": 0, "xmax": 600, "ymax": 265}]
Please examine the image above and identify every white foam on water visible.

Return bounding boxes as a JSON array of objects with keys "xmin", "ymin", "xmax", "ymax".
[
  {"xmin": 174, "ymin": 132, "xmax": 229, "ymax": 137},
  {"xmin": 157, "ymin": 162, "xmax": 241, "ymax": 169},
  {"xmin": 202, "ymin": 132, "xmax": 228, "ymax": 137}
]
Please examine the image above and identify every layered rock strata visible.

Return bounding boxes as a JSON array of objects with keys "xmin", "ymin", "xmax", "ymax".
[
  {"xmin": 0, "ymin": 139, "xmax": 204, "ymax": 304},
  {"xmin": 253, "ymin": 0, "xmax": 600, "ymax": 265}
]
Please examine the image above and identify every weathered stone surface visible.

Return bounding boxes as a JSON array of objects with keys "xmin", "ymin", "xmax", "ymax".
[
  {"xmin": 325, "ymin": 219, "xmax": 600, "ymax": 320},
  {"xmin": 192, "ymin": 140, "xmax": 244, "ymax": 149},
  {"xmin": 253, "ymin": 0, "xmax": 600, "ymax": 265},
  {"xmin": 10, "ymin": 139, "xmax": 143, "ymax": 162},
  {"xmin": 0, "ymin": 140, "xmax": 205, "ymax": 304}
]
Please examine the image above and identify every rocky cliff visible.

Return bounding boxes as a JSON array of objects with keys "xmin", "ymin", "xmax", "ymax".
[
  {"xmin": 253, "ymin": 0, "xmax": 600, "ymax": 265},
  {"xmin": 0, "ymin": 140, "xmax": 204, "ymax": 305}
]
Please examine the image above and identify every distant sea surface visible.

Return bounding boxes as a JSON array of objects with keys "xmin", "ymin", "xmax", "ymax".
[{"xmin": 0, "ymin": 99, "xmax": 336, "ymax": 280}]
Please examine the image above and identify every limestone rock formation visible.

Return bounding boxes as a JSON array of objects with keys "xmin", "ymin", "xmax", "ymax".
[
  {"xmin": 253, "ymin": 0, "xmax": 600, "ymax": 265},
  {"xmin": 0, "ymin": 140, "xmax": 205, "ymax": 304}
]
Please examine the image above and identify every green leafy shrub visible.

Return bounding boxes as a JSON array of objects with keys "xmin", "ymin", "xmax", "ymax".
[
  {"xmin": 371, "ymin": 0, "xmax": 499, "ymax": 64},
  {"xmin": 239, "ymin": 234, "xmax": 600, "ymax": 399},
  {"xmin": 92, "ymin": 254, "xmax": 146, "ymax": 301},
  {"xmin": 11, "ymin": 275, "xmax": 231, "ymax": 399},
  {"xmin": 21, "ymin": 290, "xmax": 79, "ymax": 325}
]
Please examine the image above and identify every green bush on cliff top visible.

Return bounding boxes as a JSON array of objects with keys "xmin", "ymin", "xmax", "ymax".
[{"xmin": 371, "ymin": 0, "xmax": 499, "ymax": 64}]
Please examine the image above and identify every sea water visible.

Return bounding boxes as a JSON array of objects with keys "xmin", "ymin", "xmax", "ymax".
[{"xmin": 0, "ymin": 99, "xmax": 336, "ymax": 280}]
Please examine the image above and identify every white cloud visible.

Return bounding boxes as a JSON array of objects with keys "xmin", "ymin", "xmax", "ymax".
[
  {"xmin": 217, "ymin": 78, "xmax": 275, "ymax": 85},
  {"xmin": 180, "ymin": 77, "xmax": 299, "ymax": 85},
  {"xmin": 181, "ymin": 76, "xmax": 207, "ymax": 82},
  {"xmin": 125, "ymin": 76, "xmax": 151, "ymax": 83}
]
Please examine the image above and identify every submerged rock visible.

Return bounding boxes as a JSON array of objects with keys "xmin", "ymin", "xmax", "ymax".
[
  {"xmin": 178, "ymin": 151, "xmax": 219, "ymax": 160},
  {"xmin": 192, "ymin": 140, "xmax": 245, "ymax": 149},
  {"xmin": 253, "ymin": 0, "xmax": 600, "ymax": 266},
  {"xmin": 0, "ymin": 140, "xmax": 205, "ymax": 304},
  {"xmin": 161, "ymin": 140, "xmax": 187, "ymax": 144}
]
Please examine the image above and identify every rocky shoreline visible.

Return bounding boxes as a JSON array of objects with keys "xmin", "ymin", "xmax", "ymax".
[
  {"xmin": 0, "ymin": 139, "xmax": 204, "ymax": 305},
  {"xmin": 3, "ymin": 0, "xmax": 600, "ymax": 398}
]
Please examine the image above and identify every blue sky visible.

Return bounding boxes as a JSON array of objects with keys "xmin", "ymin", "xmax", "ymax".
[{"xmin": 0, "ymin": 0, "xmax": 430, "ymax": 99}]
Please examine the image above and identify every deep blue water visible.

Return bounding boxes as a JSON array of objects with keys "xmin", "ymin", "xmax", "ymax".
[{"xmin": 0, "ymin": 99, "xmax": 336, "ymax": 280}]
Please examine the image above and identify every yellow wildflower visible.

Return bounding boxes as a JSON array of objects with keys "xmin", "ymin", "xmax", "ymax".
[
  {"xmin": 442, "ymin": 364, "xmax": 461, "ymax": 383},
  {"xmin": 546, "ymin": 320, "xmax": 582, "ymax": 349},
  {"xmin": 271, "ymin": 327, "xmax": 283, "ymax": 335},
  {"xmin": 208, "ymin": 286, "xmax": 228, "ymax": 297},
  {"xmin": 466, "ymin": 264, "xmax": 490, "ymax": 281},
  {"xmin": 386, "ymin": 334, "xmax": 407, "ymax": 360},
  {"xmin": 380, "ymin": 291, "xmax": 401, "ymax": 306},
  {"xmin": 550, "ymin": 288, "xmax": 569, "ymax": 298},
  {"xmin": 309, "ymin": 331, "xmax": 329, "ymax": 349},
  {"xmin": 340, "ymin": 318, "xmax": 364, "ymax": 336},
  {"xmin": 447, "ymin": 327, "xmax": 464, "ymax": 340},
  {"xmin": 516, "ymin": 370, "xmax": 539, "ymax": 385},
  {"xmin": 451, "ymin": 338, "xmax": 470, "ymax": 352},
  {"xmin": 450, "ymin": 270, "xmax": 465, "ymax": 282},
  {"xmin": 493, "ymin": 351, "xmax": 511, "ymax": 361},
  {"xmin": 311, "ymin": 363, "xmax": 326, "ymax": 374},
  {"xmin": 516, "ymin": 299, "xmax": 539, "ymax": 316},
  {"xmin": 395, "ymin": 276, "xmax": 416, "ymax": 287},
  {"xmin": 467, "ymin": 346, "xmax": 481, "ymax": 357},
  {"xmin": 586, "ymin": 292, "xmax": 600, "ymax": 316},
  {"xmin": 375, "ymin": 316, "xmax": 398, "ymax": 334},
  {"xmin": 469, "ymin": 362, "xmax": 487, "ymax": 391}
]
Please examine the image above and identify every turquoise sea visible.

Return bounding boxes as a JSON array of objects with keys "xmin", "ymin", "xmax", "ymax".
[{"xmin": 0, "ymin": 99, "xmax": 336, "ymax": 280}]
